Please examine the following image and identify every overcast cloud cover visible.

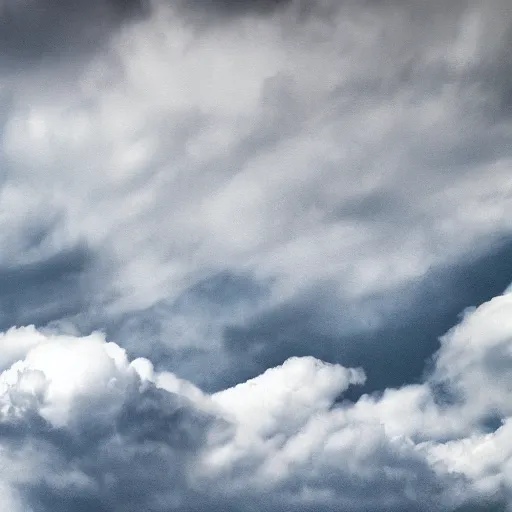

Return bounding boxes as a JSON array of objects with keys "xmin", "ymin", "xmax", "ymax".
[{"xmin": 1, "ymin": 0, "xmax": 512, "ymax": 510}]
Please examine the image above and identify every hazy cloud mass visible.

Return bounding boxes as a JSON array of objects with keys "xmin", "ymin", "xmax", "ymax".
[{"xmin": 0, "ymin": 0, "xmax": 512, "ymax": 510}]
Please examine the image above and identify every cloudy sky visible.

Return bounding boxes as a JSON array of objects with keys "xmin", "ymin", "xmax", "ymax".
[{"xmin": 1, "ymin": 0, "xmax": 512, "ymax": 510}]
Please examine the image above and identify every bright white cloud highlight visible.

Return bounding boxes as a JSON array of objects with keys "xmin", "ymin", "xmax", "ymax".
[{"xmin": 1, "ymin": 288, "xmax": 512, "ymax": 510}]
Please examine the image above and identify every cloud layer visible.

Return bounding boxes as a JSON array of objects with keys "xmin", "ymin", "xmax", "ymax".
[
  {"xmin": 1, "ymin": 0, "xmax": 512, "ymax": 389},
  {"xmin": 1, "ymin": 290, "xmax": 512, "ymax": 510},
  {"xmin": 1, "ymin": 1, "xmax": 512, "ymax": 509}
]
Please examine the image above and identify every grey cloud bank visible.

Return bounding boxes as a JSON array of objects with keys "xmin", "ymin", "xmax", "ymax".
[
  {"xmin": 1, "ymin": 0, "xmax": 512, "ymax": 509},
  {"xmin": 0, "ymin": 0, "xmax": 143, "ymax": 62},
  {"xmin": 3, "ymin": 0, "xmax": 511, "ymax": 358}
]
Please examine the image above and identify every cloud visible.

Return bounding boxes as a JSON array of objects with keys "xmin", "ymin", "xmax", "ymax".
[
  {"xmin": 1, "ymin": 6, "xmax": 512, "ymax": 511},
  {"xmin": 0, "ymin": 329, "xmax": 215, "ymax": 511},
  {"xmin": 0, "ymin": 243, "xmax": 93, "ymax": 331},
  {"xmin": 220, "ymin": 239, "xmax": 512, "ymax": 396},
  {"xmin": 0, "ymin": 0, "xmax": 145, "ymax": 67},
  {"xmin": 1, "ymin": 0, "xmax": 511, "ymax": 370},
  {"xmin": 175, "ymin": 0, "xmax": 296, "ymax": 19},
  {"xmin": 1, "ymin": 289, "xmax": 512, "ymax": 510},
  {"xmin": 1, "ymin": 1, "xmax": 512, "ymax": 510},
  {"xmin": 0, "ymin": 0, "xmax": 511, "ymax": 418}
]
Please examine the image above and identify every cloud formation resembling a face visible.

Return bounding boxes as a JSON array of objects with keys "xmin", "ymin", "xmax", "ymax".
[{"xmin": 2, "ymin": 289, "xmax": 512, "ymax": 511}]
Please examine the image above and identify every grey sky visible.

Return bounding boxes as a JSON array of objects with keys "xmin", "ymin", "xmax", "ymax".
[{"xmin": 0, "ymin": 0, "xmax": 512, "ymax": 510}]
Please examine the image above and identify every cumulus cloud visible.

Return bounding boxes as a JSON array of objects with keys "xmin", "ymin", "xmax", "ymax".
[{"xmin": 0, "ymin": 290, "xmax": 511, "ymax": 510}]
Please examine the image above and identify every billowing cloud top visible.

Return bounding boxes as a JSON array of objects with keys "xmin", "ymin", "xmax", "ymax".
[
  {"xmin": 0, "ymin": 0, "xmax": 512, "ymax": 509},
  {"xmin": 2, "ymin": 291, "xmax": 512, "ymax": 510}
]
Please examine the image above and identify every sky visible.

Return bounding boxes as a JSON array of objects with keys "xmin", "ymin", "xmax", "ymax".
[{"xmin": 1, "ymin": 0, "xmax": 512, "ymax": 510}]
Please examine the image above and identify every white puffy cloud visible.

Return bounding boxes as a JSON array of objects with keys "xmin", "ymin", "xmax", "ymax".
[
  {"xmin": 212, "ymin": 356, "xmax": 365, "ymax": 437},
  {"xmin": 1, "ymin": 288, "xmax": 512, "ymax": 510}
]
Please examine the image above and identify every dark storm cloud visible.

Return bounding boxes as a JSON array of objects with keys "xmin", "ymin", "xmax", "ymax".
[
  {"xmin": 6, "ymin": 372, "xmax": 217, "ymax": 512},
  {"xmin": 116, "ymin": 384, "xmax": 212, "ymax": 448},
  {"xmin": 0, "ymin": 0, "xmax": 145, "ymax": 65},
  {"xmin": 453, "ymin": 503, "xmax": 506, "ymax": 512},
  {"xmin": 72, "ymin": 272, "xmax": 272, "ymax": 388},
  {"xmin": 180, "ymin": 0, "xmax": 293, "ymax": 15},
  {"xmin": 221, "ymin": 238, "xmax": 512, "ymax": 397},
  {"xmin": 74, "ymin": 237, "xmax": 512, "ymax": 398},
  {"xmin": 105, "ymin": 271, "xmax": 269, "ymax": 339},
  {"xmin": 0, "ymin": 0, "xmax": 307, "ymax": 67},
  {"xmin": 0, "ymin": 243, "xmax": 93, "ymax": 330},
  {"xmin": 78, "ymin": 237, "xmax": 512, "ymax": 397}
]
